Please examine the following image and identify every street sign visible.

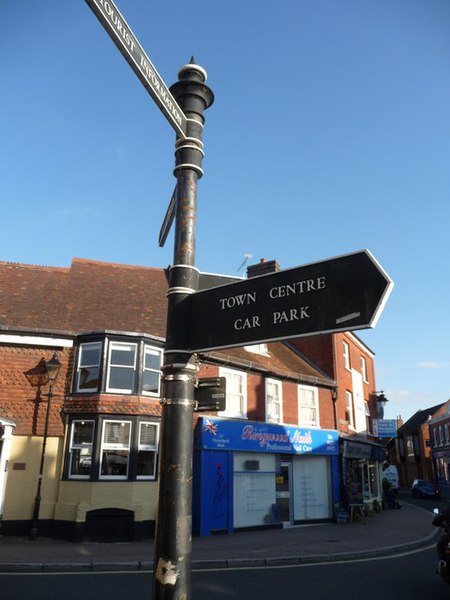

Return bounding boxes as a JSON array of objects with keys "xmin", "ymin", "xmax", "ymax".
[
  {"xmin": 159, "ymin": 185, "xmax": 177, "ymax": 247},
  {"xmin": 85, "ymin": 0, "xmax": 188, "ymax": 138},
  {"xmin": 194, "ymin": 377, "xmax": 226, "ymax": 412},
  {"xmin": 187, "ymin": 250, "xmax": 393, "ymax": 352},
  {"xmin": 373, "ymin": 419, "xmax": 397, "ymax": 438}
]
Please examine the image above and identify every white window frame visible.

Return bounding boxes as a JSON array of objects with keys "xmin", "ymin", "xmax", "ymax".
[
  {"xmin": 266, "ymin": 379, "xmax": 283, "ymax": 423},
  {"xmin": 219, "ymin": 367, "xmax": 247, "ymax": 418},
  {"xmin": 343, "ymin": 341, "xmax": 351, "ymax": 370},
  {"xmin": 361, "ymin": 356, "xmax": 368, "ymax": 382},
  {"xmin": 136, "ymin": 421, "xmax": 160, "ymax": 480},
  {"xmin": 76, "ymin": 341, "xmax": 102, "ymax": 392},
  {"xmin": 100, "ymin": 420, "xmax": 132, "ymax": 480},
  {"xmin": 142, "ymin": 345, "xmax": 163, "ymax": 397},
  {"xmin": 445, "ymin": 424, "xmax": 449, "ymax": 446},
  {"xmin": 298, "ymin": 385, "xmax": 319, "ymax": 427},
  {"xmin": 68, "ymin": 419, "xmax": 95, "ymax": 480},
  {"xmin": 346, "ymin": 390, "xmax": 355, "ymax": 429},
  {"xmin": 106, "ymin": 341, "xmax": 137, "ymax": 394}
]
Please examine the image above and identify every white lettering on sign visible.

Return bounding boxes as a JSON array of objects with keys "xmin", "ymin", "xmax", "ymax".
[
  {"xmin": 273, "ymin": 307, "xmax": 310, "ymax": 324},
  {"xmin": 98, "ymin": 0, "xmax": 136, "ymax": 52},
  {"xmin": 234, "ymin": 316, "xmax": 261, "ymax": 330},
  {"xmin": 269, "ymin": 276, "xmax": 326, "ymax": 298},
  {"xmin": 139, "ymin": 55, "xmax": 183, "ymax": 127},
  {"xmin": 220, "ymin": 292, "xmax": 257, "ymax": 310},
  {"xmin": 87, "ymin": 0, "xmax": 187, "ymax": 137}
]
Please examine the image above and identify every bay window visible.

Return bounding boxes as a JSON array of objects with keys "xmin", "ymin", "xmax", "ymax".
[{"xmin": 75, "ymin": 336, "xmax": 163, "ymax": 396}]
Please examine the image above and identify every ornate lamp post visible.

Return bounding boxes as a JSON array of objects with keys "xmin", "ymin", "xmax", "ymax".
[{"xmin": 29, "ymin": 352, "xmax": 61, "ymax": 540}]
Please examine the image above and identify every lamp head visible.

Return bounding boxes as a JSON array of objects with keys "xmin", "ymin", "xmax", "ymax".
[{"xmin": 45, "ymin": 353, "xmax": 61, "ymax": 383}]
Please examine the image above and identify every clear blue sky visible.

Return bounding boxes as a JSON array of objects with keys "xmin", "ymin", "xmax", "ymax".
[{"xmin": 1, "ymin": 0, "xmax": 449, "ymax": 422}]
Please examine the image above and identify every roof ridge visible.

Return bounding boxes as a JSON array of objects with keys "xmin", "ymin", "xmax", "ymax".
[
  {"xmin": 71, "ymin": 257, "xmax": 167, "ymax": 272},
  {"xmin": 0, "ymin": 261, "xmax": 69, "ymax": 272}
]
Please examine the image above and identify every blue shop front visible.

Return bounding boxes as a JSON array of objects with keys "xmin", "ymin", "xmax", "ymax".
[{"xmin": 193, "ymin": 417, "xmax": 340, "ymax": 536}]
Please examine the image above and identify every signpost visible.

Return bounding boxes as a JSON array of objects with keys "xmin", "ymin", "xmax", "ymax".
[
  {"xmin": 159, "ymin": 185, "xmax": 177, "ymax": 247},
  {"xmin": 84, "ymin": 0, "xmax": 188, "ymax": 138},
  {"xmin": 83, "ymin": 3, "xmax": 393, "ymax": 599},
  {"xmin": 84, "ymin": 3, "xmax": 213, "ymax": 600},
  {"xmin": 187, "ymin": 250, "xmax": 393, "ymax": 352}
]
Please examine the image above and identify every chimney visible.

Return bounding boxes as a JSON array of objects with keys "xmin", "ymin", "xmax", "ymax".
[{"xmin": 247, "ymin": 258, "xmax": 280, "ymax": 278}]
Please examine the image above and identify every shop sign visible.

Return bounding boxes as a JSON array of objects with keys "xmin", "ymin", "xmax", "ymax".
[
  {"xmin": 343, "ymin": 440, "xmax": 372, "ymax": 459},
  {"xmin": 196, "ymin": 418, "xmax": 339, "ymax": 455},
  {"xmin": 373, "ymin": 419, "xmax": 397, "ymax": 438}
]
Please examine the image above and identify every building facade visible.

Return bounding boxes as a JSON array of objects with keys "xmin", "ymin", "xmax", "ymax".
[
  {"xmin": 388, "ymin": 403, "xmax": 445, "ymax": 489},
  {"xmin": 429, "ymin": 400, "xmax": 450, "ymax": 498},
  {"xmin": 0, "ymin": 257, "xmax": 387, "ymax": 540}
]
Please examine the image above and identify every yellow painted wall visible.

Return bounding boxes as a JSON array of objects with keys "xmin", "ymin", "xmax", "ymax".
[
  {"xmin": 54, "ymin": 481, "xmax": 159, "ymax": 523},
  {"xmin": 3, "ymin": 435, "xmax": 64, "ymax": 520},
  {"xmin": 3, "ymin": 435, "xmax": 159, "ymax": 525}
]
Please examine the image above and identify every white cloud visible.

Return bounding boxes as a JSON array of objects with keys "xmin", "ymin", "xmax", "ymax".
[{"xmin": 417, "ymin": 361, "xmax": 450, "ymax": 369}]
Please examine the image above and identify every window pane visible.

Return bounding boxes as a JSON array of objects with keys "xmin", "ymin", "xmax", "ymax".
[
  {"xmin": 109, "ymin": 367, "xmax": 135, "ymax": 391},
  {"xmin": 140, "ymin": 423, "xmax": 157, "ymax": 446},
  {"xmin": 137, "ymin": 450, "xmax": 156, "ymax": 477},
  {"xmin": 103, "ymin": 422, "xmax": 130, "ymax": 446},
  {"xmin": 70, "ymin": 448, "xmax": 92, "ymax": 476},
  {"xmin": 101, "ymin": 450, "xmax": 128, "ymax": 476},
  {"xmin": 110, "ymin": 344, "xmax": 136, "ymax": 367},
  {"xmin": 143, "ymin": 371, "xmax": 159, "ymax": 394},
  {"xmin": 145, "ymin": 349, "xmax": 161, "ymax": 371},
  {"xmin": 72, "ymin": 421, "xmax": 94, "ymax": 445},
  {"xmin": 78, "ymin": 367, "xmax": 100, "ymax": 390},
  {"xmin": 77, "ymin": 342, "xmax": 101, "ymax": 391},
  {"xmin": 80, "ymin": 343, "xmax": 101, "ymax": 367}
]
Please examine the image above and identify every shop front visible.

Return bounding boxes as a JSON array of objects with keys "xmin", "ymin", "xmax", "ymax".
[
  {"xmin": 340, "ymin": 437, "xmax": 386, "ymax": 507},
  {"xmin": 193, "ymin": 417, "xmax": 339, "ymax": 536}
]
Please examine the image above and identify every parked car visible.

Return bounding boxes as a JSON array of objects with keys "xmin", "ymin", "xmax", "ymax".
[{"xmin": 411, "ymin": 479, "xmax": 440, "ymax": 499}]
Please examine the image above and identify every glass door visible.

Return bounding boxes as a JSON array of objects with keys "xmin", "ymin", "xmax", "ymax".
[{"xmin": 276, "ymin": 461, "xmax": 292, "ymax": 524}]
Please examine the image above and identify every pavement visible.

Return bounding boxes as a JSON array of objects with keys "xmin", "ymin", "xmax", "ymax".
[{"xmin": 0, "ymin": 500, "xmax": 440, "ymax": 573}]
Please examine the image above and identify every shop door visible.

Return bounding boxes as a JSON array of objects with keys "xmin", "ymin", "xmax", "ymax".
[{"xmin": 276, "ymin": 462, "xmax": 292, "ymax": 524}]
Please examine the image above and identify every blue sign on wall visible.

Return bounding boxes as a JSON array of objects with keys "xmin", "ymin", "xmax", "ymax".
[
  {"xmin": 195, "ymin": 417, "xmax": 339, "ymax": 455},
  {"xmin": 374, "ymin": 419, "xmax": 397, "ymax": 438}
]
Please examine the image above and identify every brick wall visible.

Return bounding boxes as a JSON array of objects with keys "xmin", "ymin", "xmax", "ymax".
[{"xmin": 0, "ymin": 345, "xmax": 71, "ymax": 436}]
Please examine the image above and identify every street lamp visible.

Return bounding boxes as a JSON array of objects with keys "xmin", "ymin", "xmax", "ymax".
[
  {"xmin": 375, "ymin": 391, "xmax": 388, "ymax": 419},
  {"xmin": 29, "ymin": 352, "xmax": 61, "ymax": 540}
]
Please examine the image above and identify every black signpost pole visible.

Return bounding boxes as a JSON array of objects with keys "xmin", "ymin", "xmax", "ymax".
[{"xmin": 152, "ymin": 59, "xmax": 213, "ymax": 600}]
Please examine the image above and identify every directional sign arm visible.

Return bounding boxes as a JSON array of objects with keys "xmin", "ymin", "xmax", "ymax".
[
  {"xmin": 186, "ymin": 250, "xmax": 393, "ymax": 352},
  {"xmin": 84, "ymin": 0, "xmax": 187, "ymax": 137}
]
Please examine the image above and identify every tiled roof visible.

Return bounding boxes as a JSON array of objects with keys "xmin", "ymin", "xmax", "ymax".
[
  {"xmin": 0, "ymin": 258, "xmax": 334, "ymax": 385},
  {"xmin": 397, "ymin": 403, "xmax": 446, "ymax": 436},
  {"xmin": 201, "ymin": 344, "xmax": 334, "ymax": 387},
  {"xmin": 0, "ymin": 258, "xmax": 168, "ymax": 338}
]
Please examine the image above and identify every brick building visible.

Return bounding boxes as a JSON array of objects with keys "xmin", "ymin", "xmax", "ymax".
[
  {"xmin": 388, "ymin": 403, "xmax": 445, "ymax": 489},
  {"xmin": 428, "ymin": 400, "xmax": 450, "ymax": 498},
  {"xmin": 0, "ymin": 257, "xmax": 386, "ymax": 540}
]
